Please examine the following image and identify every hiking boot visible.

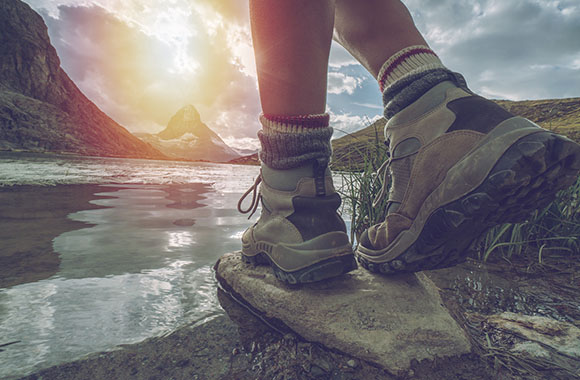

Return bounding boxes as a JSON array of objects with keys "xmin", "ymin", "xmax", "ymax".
[
  {"xmin": 356, "ymin": 81, "xmax": 580, "ymax": 274},
  {"xmin": 238, "ymin": 160, "xmax": 357, "ymax": 284}
]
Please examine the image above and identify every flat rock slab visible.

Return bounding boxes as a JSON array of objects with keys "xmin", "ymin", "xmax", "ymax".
[{"xmin": 215, "ymin": 252, "xmax": 471, "ymax": 374}]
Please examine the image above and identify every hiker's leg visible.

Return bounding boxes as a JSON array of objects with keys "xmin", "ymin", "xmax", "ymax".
[
  {"xmin": 240, "ymin": 0, "xmax": 356, "ymax": 284},
  {"xmin": 251, "ymin": 0, "xmax": 334, "ymax": 115},
  {"xmin": 333, "ymin": 0, "xmax": 426, "ymax": 77}
]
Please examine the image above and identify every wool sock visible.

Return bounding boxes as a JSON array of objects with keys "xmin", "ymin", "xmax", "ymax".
[
  {"xmin": 258, "ymin": 113, "xmax": 333, "ymax": 170},
  {"xmin": 378, "ymin": 45, "xmax": 469, "ymax": 118}
]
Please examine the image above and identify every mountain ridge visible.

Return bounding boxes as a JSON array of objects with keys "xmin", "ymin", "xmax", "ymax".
[{"xmin": 0, "ymin": 0, "xmax": 165, "ymax": 159}]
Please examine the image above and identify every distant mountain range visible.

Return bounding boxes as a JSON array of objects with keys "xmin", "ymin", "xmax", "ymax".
[
  {"xmin": 135, "ymin": 105, "xmax": 240, "ymax": 162},
  {"xmin": 0, "ymin": 0, "xmax": 165, "ymax": 159}
]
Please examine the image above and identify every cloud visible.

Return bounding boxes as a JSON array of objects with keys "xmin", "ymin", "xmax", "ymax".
[
  {"xmin": 329, "ymin": 42, "xmax": 358, "ymax": 68},
  {"xmin": 328, "ymin": 72, "xmax": 363, "ymax": 95},
  {"xmin": 352, "ymin": 102, "xmax": 383, "ymax": 110},
  {"xmin": 329, "ymin": 109, "xmax": 381, "ymax": 138},
  {"xmin": 404, "ymin": 0, "xmax": 580, "ymax": 99}
]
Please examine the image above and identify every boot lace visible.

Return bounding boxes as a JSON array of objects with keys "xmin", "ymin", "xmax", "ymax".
[
  {"xmin": 372, "ymin": 155, "xmax": 392, "ymax": 208},
  {"xmin": 237, "ymin": 171, "xmax": 262, "ymax": 219}
]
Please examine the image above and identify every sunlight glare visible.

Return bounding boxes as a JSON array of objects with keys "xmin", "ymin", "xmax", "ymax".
[
  {"xmin": 148, "ymin": 8, "xmax": 200, "ymax": 75},
  {"xmin": 166, "ymin": 231, "xmax": 195, "ymax": 251}
]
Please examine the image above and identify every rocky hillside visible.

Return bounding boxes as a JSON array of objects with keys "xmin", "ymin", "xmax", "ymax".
[
  {"xmin": 136, "ymin": 105, "xmax": 240, "ymax": 162},
  {"xmin": 332, "ymin": 97, "xmax": 580, "ymax": 170},
  {"xmin": 0, "ymin": 0, "xmax": 165, "ymax": 159}
]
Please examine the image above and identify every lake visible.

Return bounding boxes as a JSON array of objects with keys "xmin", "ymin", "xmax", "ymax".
[{"xmin": 0, "ymin": 152, "xmax": 269, "ymax": 379}]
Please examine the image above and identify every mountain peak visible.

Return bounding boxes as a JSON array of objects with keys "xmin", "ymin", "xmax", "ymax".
[
  {"xmin": 138, "ymin": 104, "xmax": 241, "ymax": 162},
  {"xmin": 179, "ymin": 105, "xmax": 201, "ymax": 123},
  {"xmin": 157, "ymin": 105, "xmax": 208, "ymax": 140}
]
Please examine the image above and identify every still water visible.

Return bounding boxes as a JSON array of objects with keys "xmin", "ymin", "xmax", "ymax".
[{"xmin": 0, "ymin": 152, "xmax": 268, "ymax": 378}]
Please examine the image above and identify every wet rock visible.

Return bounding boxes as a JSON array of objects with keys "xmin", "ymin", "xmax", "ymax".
[
  {"xmin": 215, "ymin": 252, "xmax": 471, "ymax": 373},
  {"xmin": 310, "ymin": 363, "xmax": 329, "ymax": 377},
  {"xmin": 173, "ymin": 218, "xmax": 196, "ymax": 227},
  {"xmin": 484, "ymin": 312, "xmax": 580, "ymax": 358},
  {"xmin": 512, "ymin": 341, "xmax": 550, "ymax": 359}
]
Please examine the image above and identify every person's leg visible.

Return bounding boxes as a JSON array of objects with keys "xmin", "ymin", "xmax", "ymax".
[
  {"xmin": 251, "ymin": 0, "xmax": 333, "ymax": 115},
  {"xmin": 239, "ymin": 0, "xmax": 356, "ymax": 284},
  {"xmin": 333, "ymin": 0, "xmax": 426, "ymax": 78},
  {"xmin": 334, "ymin": 0, "xmax": 580, "ymax": 274}
]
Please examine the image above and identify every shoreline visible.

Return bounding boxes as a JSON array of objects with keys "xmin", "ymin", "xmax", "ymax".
[
  {"xmin": 16, "ymin": 288, "xmax": 490, "ymax": 380},
  {"xmin": 0, "ymin": 149, "xmax": 260, "ymax": 166},
  {"xmin": 12, "ymin": 258, "xmax": 580, "ymax": 380}
]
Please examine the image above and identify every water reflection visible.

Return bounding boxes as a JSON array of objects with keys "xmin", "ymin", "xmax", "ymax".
[
  {"xmin": 166, "ymin": 231, "xmax": 195, "ymax": 251},
  {"xmin": 0, "ymin": 181, "xmax": 256, "ymax": 379},
  {"xmin": 0, "ymin": 264, "xmax": 220, "ymax": 378}
]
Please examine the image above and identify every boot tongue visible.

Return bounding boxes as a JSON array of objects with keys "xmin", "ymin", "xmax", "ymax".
[
  {"xmin": 386, "ymin": 137, "xmax": 421, "ymax": 215},
  {"xmin": 386, "ymin": 201, "xmax": 400, "ymax": 214}
]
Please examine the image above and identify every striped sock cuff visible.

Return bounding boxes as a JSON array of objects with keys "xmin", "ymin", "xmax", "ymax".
[
  {"xmin": 377, "ymin": 45, "xmax": 444, "ymax": 92},
  {"xmin": 258, "ymin": 113, "xmax": 332, "ymax": 169},
  {"xmin": 260, "ymin": 113, "xmax": 329, "ymax": 133}
]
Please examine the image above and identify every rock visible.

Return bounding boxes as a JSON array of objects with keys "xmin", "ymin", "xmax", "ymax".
[
  {"xmin": 346, "ymin": 359, "xmax": 358, "ymax": 368},
  {"xmin": 0, "ymin": 0, "xmax": 165, "ymax": 159},
  {"xmin": 215, "ymin": 252, "xmax": 471, "ymax": 373},
  {"xmin": 511, "ymin": 341, "xmax": 550, "ymax": 359},
  {"xmin": 484, "ymin": 312, "xmax": 580, "ymax": 358}
]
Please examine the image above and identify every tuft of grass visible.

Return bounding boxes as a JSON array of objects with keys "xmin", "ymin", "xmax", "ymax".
[
  {"xmin": 333, "ymin": 120, "xmax": 390, "ymax": 244},
  {"xmin": 479, "ymin": 176, "xmax": 580, "ymax": 264}
]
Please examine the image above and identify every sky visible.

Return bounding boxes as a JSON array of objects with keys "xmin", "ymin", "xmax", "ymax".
[{"xmin": 25, "ymin": 0, "xmax": 580, "ymax": 152}]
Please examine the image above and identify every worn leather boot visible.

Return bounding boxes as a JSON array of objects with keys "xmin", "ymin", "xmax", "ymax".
[
  {"xmin": 356, "ymin": 81, "xmax": 580, "ymax": 274},
  {"xmin": 238, "ymin": 160, "xmax": 357, "ymax": 284}
]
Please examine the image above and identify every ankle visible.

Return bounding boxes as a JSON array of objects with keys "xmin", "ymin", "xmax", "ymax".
[
  {"xmin": 262, "ymin": 160, "xmax": 332, "ymax": 192},
  {"xmin": 258, "ymin": 113, "xmax": 333, "ymax": 170},
  {"xmin": 377, "ymin": 46, "xmax": 472, "ymax": 118},
  {"xmin": 377, "ymin": 45, "xmax": 444, "ymax": 92}
]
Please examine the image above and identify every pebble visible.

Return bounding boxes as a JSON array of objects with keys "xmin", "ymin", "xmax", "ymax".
[
  {"xmin": 314, "ymin": 358, "xmax": 331, "ymax": 373},
  {"xmin": 346, "ymin": 359, "xmax": 358, "ymax": 368}
]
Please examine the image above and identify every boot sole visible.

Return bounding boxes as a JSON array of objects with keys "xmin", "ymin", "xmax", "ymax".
[
  {"xmin": 242, "ymin": 232, "xmax": 357, "ymax": 284},
  {"xmin": 357, "ymin": 127, "xmax": 580, "ymax": 274}
]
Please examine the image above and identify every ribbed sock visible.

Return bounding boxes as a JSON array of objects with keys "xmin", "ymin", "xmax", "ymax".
[
  {"xmin": 258, "ymin": 113, "xmax": 333, "ymax": 170},
  {"xmin": 377, "ymin": 45, "xmax": 469, "ymax": 118}
]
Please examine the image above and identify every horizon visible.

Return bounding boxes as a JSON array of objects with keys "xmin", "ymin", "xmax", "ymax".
[{"xmin": 23, "ymin": 0, "xmax": 580, "ymax": 152}]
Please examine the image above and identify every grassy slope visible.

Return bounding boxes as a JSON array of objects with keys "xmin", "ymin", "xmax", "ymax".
[{"xmin": 331, "ymin": 97, "xmax": 580, "ymax": 169}]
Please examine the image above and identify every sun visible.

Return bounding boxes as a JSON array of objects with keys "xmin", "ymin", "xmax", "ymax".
[{"xmin": 146, "ymin": 8, "xmax": 200, "ymax": 76}]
